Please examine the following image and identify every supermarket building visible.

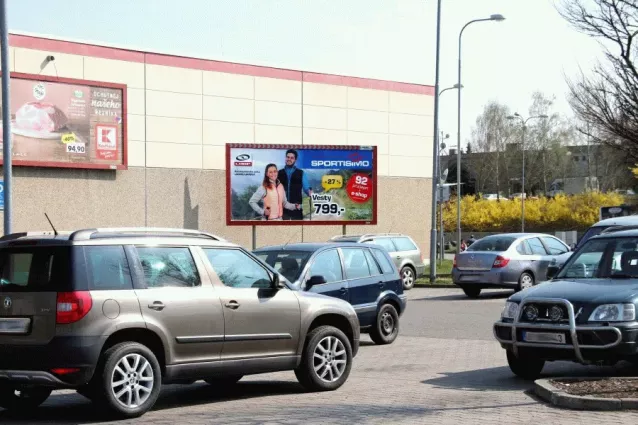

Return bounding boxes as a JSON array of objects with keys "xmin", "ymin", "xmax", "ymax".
[{"xmin": 2, "ymin": 32, "xmax": 435, "ymax": 255}]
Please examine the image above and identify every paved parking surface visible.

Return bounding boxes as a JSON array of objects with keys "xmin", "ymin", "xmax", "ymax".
[{"xmin": 2, "ymin": 288, "xmax": 638, "ymax": 424}]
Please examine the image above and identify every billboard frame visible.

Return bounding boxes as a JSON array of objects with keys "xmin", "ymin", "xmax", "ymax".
[
  {"xmin": 225, "ymin": 143, "xmax": 378, "ymax": 226},
  {"xmin": 0, "ymin": 71, "xmax": 128, "ymax": 171}
]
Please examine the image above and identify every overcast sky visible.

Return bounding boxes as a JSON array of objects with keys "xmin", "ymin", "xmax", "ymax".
[{"xmin": 8, "ymin": 0, "xmax": 602, "ymax": 150}]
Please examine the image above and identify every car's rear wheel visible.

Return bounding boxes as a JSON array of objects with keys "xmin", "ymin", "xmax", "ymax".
[
  {"xmin": 462, "ymin": 286, "xmax": 481, "ymax": 298},
  {"xmin": 516, "ymin": 272, "xmax": 534, "ymax": 292},
  {"xmin": 0, "ymin": 385, "xmax": 52, "ymax": 411},
  {"xmin": 400, "ymin": 266, "xmax": 415, "ymax": 290},
  {"xmin": 369, "ymin": 303, "xmax": 400, "ymax": 345},
  {"xmin": 94, "ymin": 342, "xmax": 162, "ymax": 419},
  {"xmin": 204, "ymin": 375, "xmax": 243, "ymax": 386},
  {"xmin": 294, "ymin": 325, "xmax": 352, "ymax": 392},
  {"xmin": 506, "ymin": 350, "xmax": 545, "ymax": 380}
]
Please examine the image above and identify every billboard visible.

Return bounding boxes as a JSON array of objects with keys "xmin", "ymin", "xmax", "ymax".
[
  {"xmin": 0, "ymin": 72, "xmax": 127, "ymax": 170},
  {"xmin": 226, "ymin": 144, "xmax": 377, "ymax": 226}
]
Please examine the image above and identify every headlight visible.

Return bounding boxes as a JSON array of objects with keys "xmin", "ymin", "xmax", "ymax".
[
  {"xmin": 588, "ymin": 304, "xmax": 636, "ymax": 322},
  {"xmin": 502, "ymin": 301, "xmax": 519, "ymax": 319}
]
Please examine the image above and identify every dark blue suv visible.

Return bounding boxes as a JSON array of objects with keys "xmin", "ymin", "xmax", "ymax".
[{"xmin": 253, "ymin": 242, "xmax": 407, "ymax": 345}]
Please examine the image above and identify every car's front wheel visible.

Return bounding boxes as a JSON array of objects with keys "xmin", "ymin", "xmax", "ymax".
[
  {"xmin": 400, "ymin": 266, "xmax": 415, "ymax": 290},
  {"xmin": 0, "ymin": 385, "xmax": 52, "ymax": 411},
  {"xmin": 94, "ymin": 342, "xmax": 163, "ymax": 419},
  {"xmin": 295, "ymin": 325, "xmax": 353, "ymax": 391},
  {"xmin": 506, "ymin": 349, "xmax": 545, "ymax": 380},
  {"xmin": 369, "ymin": 303, "xmax": 400, "ymax": 345}
]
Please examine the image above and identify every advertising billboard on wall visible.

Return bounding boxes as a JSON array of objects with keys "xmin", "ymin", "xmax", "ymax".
[
  {"xmin": 226, "ymin": 144, "xmax": 377, "ymax": 225},
  {"xmin": 0, "ymin": 72, "xmax": 127, "ymax": 170}
]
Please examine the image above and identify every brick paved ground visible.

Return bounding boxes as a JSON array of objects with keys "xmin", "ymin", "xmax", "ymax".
[{"xmin": 2, "ymin": 288, "xmax": 638, "ymax": 424}]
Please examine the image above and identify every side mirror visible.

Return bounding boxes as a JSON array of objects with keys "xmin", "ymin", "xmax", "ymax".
[
  {"xmin": 547, "ymin": 265, "xmax": 560, "ymax": 280},
  {"xmin": 569, "ymin": 243, "xmax": 576, "ymax": 252},
  {"xmin": 305, "ymin": 275, "xmax": 326, "ymax": 290},
  {"xmin": 271, "ymin": 273, "xmax": 285, "ymax": 289}
]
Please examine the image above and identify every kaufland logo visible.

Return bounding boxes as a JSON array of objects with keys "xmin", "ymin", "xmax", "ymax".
[{"xmin": 234, "ymin": 154, "xmax": 252, "ymax": 166}]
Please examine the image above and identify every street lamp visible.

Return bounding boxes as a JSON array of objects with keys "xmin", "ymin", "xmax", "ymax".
[
  {"xmin": 506, "ymin": 112, "xmax": 549, "ymax": 232},
  {"xmin": 456, "ymin": 13, "xmax": 505, "ymax": 254}
]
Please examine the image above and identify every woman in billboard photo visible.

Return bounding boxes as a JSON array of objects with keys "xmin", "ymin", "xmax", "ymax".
[{"xmin": 249, "ymin": 163, "xmax": 300, "ymax": 220}]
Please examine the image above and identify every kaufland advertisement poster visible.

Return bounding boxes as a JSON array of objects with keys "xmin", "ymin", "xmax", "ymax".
[{"xmin": 226, "ymin": 144, "xmax": 377, "ymax": 225}]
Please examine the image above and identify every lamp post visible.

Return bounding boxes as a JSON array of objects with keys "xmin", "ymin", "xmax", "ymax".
[
  {"xmin": 438, "ymin": 135, "xmax": 449, "ymax": 264},
  {"xmin": 456, "ymin": 13, "xmax": 505, "ymax": 254},
  {"xmin": 506, "ymin": 113, "xmax": 549, "ymax": 231}
]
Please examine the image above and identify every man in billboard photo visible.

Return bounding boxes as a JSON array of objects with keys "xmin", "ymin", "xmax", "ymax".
[
  {"xmin": 278, "ymin": 149, "xmax": 313, "ymax": 220},
  {"xmin": 249, "ymin": 163, "xmax": 300, "ymax": 220}
]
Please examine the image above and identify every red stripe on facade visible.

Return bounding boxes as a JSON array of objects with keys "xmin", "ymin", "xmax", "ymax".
[{"xmin": 9, "ymin": 33, "xmax": 432, "ymax": 95}]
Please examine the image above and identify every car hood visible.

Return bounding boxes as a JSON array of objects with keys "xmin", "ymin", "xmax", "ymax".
[{"xmin": 510, "ymin": 279, "xmax": 638, "ymax": 304}]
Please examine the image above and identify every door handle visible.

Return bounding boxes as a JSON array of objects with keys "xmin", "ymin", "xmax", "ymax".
[
  {"xmin": 148, "ymin": 301, "xmax": 165, "ymax": 311},
  {"xmin": 378, "ymin": 281, "xmax": 385, "ymax": 288},
  {"xmin": 225, "ymin": 300, "xmax": 240, "ymax": 310},
  {"xmin": 339, "ymin": 287, "xmax": 348, "ymax": 293}
]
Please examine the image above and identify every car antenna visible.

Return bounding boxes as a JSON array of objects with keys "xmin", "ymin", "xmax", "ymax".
[
  {"xmin": 282, "ymin": 232, "xmax": 296, "ymax": 248},
  {"xmin": 44, "ymin": 213, "xmax": 58, "ymax": 236}
]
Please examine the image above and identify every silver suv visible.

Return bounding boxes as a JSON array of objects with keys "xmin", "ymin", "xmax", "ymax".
[
  {"xmin": 330, "ymin": 233, "xmax": 425, "ymax": 290},
  {"xmin": 0, "ymin": 228, "xmax": 359, "ymax": 419}
]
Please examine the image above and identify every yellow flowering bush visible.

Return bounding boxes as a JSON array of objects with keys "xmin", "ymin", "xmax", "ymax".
[{"xmin": 442, "ymin": 192, "xmax": 625, "ymax": 232}]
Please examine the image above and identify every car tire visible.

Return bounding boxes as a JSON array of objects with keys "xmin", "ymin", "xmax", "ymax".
[
  {"xmin": 93, "ymin": 342, "xmax": 163, "ymax": 419},
  {"xmin": 369, "ymin": 303, "xmax": 400, "ymax": 345},
  {"xmin": 204, "ymin": 375, "xmax": 243, "ymax": 386},
  {"xmin": 400, "ymin": 266, "xmax": 415, "ymax": 290},
  {"xmin": 0, "ymin": 385, "xmax": 52, "ymax": 411},
  {"xmin": 294, "ymin": 325, "xmax": 353, "ymax": 392},
  {"xmin": 462, "ymin": 286, "xmax": 481, "ymax": 298},
  {"xmin": 516, "ymin": 272, "xmax": 535, "ymax": 292},
  {"xmin": 506, "ymin": 350, "xmax": 545, "ymax": 380}
]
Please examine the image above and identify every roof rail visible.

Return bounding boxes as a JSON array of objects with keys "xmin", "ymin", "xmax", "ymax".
[
  {"xmin": 69, "ymin": 227, "xmax": 226, "ymax": 241},
  {"xmin": 330, "ymin": 233, "xmax": 403, "ymax": 241},
  {"xmin": 0, "ymin": 231, "xmax": 70, "ymax": 241},
  {"xmin": 600, "ymin": 225, "xmax": 638, "ymax": 235}
]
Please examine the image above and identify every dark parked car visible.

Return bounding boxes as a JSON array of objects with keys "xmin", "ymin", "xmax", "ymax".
[
  {"xmin": 452, "ymin": 233, "xmax": 572, "ymax": 298},
  {"xmin": 493, "ymin": 228, "xmax": 638, "ymax": 380},
  {"xmin": 254, "ymin": 243, "xmax": 407, "ymax": 345}
]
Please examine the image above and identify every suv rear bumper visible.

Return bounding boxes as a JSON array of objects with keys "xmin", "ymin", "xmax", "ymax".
[{"xmin": 0, "ymin": 335, "xmax": 106, "ymax": 387}]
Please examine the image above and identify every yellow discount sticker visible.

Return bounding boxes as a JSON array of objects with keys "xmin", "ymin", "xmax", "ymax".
[
  {"xmin": 322, "ymin": 175, "xmax": 343, "ymax": 191},
  {"xmin": 61, "ymin": 133, "xmax": 76, "ymax": 144}
]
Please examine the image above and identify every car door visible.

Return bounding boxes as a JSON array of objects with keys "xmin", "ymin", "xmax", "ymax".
[
  {"xmin": 132, "ymin": 245, "xmax": 225, "ymax": 364},
  {"xmin": 198, "ymin": 247, "xmax": 301, "ymax": 362},
  {"xmin": 302, "ymin": 248, "xmax": 349, "ymax": 302},
  {"xmin": 525, "ymin": 237, "xmax": 553, "ymax": 281},
  {"xmin": 366, "ymin": 237, "xmax": 400, "ymax": 269},
  {"xmin": 340, "ymin": 247, "xmax": 381, "ymax": 327},
  {"xmin": 540, "ymin": 236, "xmax": 572, "ymax": 268}
]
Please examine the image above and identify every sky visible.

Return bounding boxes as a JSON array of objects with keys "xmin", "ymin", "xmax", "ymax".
[{"xmin": 7, "ymin": 0, "xmax": 603, "ymax": 151}]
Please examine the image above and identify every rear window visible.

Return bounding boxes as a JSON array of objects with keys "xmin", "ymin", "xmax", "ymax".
[
  {"xmin": 467, "ymin": 237, "xmax": 516, "ymax": 252},
  {"xmin": 0, "ymin": 246, "xmax": 73, "ymax": 292},
  {"xmin": 85, "ymin": 246, "xmax": 133, "ymax": 290},
  {"xmin": 392, "ymin": 237, "xmax": 418, "ymax": 252}
]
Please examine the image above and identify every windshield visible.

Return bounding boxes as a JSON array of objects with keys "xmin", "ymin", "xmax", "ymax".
[
  {"xmin": 557, "ymin": 236, "xmax": 638, "ymax": 279},
  {"xmin": 466, "ymin": 236, "xmax": 516, "ymax": 252},
  {"xmin": 253, "ymin": 250, "xmax": 312, "ymax": 283},
  {"xmin": 575, "ymin": 226, "xmax": 610, "ymax": 250}
]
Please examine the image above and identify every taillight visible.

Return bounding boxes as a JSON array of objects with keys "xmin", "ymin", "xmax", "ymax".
[
  {"xmin": 453, "ymin": 255, "xmax": 457, "ymax": 268},
  {"xmin": 56, "ymin": 291, "xmax": 93, "ymax": 324},
  {"xmin": 492, "ymin": 256, "xmax": 510, "ymax": 268},
  {"xmin": 51, "ymin": 368, "xmax": 80, "ymax": 375}
]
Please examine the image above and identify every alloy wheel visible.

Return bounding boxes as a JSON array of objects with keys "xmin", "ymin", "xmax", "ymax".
[{"xmin": 313, "ymin": 336, "xmax": 347, "ymax": 383}]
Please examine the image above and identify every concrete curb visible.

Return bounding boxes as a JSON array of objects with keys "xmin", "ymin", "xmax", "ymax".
[
  {"xmin": 413, "ymin": 284, "xmax": 457, "ymax": 289},
  {"xmin": 535, "ymin": 378, "xmax": 638, "ymax": 410}
]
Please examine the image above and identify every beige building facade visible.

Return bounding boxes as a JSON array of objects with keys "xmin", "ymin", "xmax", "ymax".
[{"xmin": 2, "ymin": 32, "xmax": 435, "ymax": 257}]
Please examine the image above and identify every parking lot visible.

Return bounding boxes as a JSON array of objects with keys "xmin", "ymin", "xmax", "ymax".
[{"xmin": 3, "ymin": 288, "xmax": 638, "ymax": 424}]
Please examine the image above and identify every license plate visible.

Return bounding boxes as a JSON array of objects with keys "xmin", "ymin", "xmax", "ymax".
[
  {"xmin": 0, "ymin": 318, "xmax": 31, "ymax": 334},
  {"xmin": 523, "ymin": 331, "xmax": 565, "ymax": 344},
  {"xmin": 460, "ymin": 275, "xmax": 480, "ymax": 282}
]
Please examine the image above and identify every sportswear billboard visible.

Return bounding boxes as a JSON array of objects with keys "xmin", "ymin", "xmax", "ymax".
[{"xmin": 226, "ymin": 143, "xmax": 377, "ymax": 226}]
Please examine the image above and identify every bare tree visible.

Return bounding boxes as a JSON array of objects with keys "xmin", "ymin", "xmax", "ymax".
[{"xmin": 558, "ymin": 0, "xmax": 638, "ymax": 159}]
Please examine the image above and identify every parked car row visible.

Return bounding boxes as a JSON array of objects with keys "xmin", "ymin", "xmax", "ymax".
[{"xmin": 0, "ymin": 227, "xmax": 414, "ymax": 419}]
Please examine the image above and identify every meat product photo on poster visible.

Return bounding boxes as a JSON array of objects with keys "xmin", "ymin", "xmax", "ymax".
[
  {"xmin": 0, "ymin": 72, "xmax": 127, "ymax": 170},
  {"xmin": 226, "ymin": 143, "xmax": 377, "ymax": 226}
]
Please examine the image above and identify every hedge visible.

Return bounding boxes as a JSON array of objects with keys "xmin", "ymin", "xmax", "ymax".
[{"xmin": 441, "ymin": 192, "xmax": 626, "ymax": 232}]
